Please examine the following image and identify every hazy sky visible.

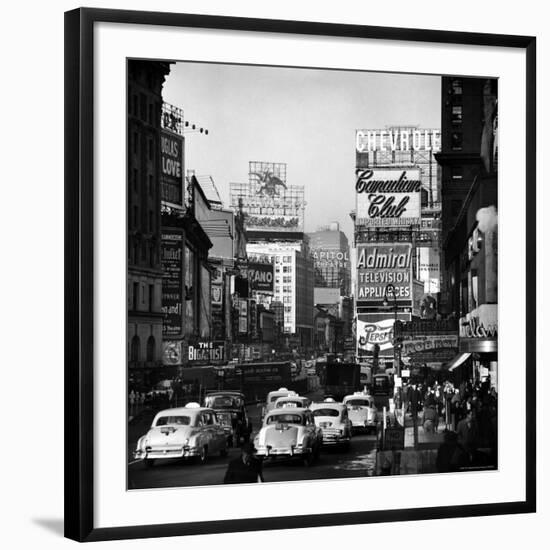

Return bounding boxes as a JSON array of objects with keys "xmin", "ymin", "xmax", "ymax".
[{"xmin": 163, "ymin": 62, "xmax": 441, "ymax": 242}]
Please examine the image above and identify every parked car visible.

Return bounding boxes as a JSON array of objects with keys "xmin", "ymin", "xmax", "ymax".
[
  {"xmin": 310, "ymin": 400, "xmax": 352, "ymax": 449},
  {"xmin": 133, "ymin": 403, "xmax": 228, "ymax": 468},
  {"xmin": 254, "ymin": 408, "xmax": 322, "ymax": 466},
  {"xmin": 273, "ymin": 395, "xmax": 311, "ymax": 409},
  {"xmin": 203, "ymin": 391, "xmax": 252, "ymax": 446},
  {"xmin": 343, "ymin": 392, "xmax": 378, "ymax": 433},
  {"xmin": 261, "ymin": 387, "xmax": 297, "ymax": 418}
]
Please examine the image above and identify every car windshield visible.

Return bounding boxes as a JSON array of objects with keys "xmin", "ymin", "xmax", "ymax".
[
  {"xmin": 346, "ymin": 399, "xmax": 371, "ymax": 407},
  {"xmin": 266, "ymin": 414, "xmax": 303, "ymax": 425},
  {"xmin": 205, "ymin": 396, "xmax": 239, "ymax": 408},
  {"xmin": 270, "ymin": 394, "xmax": 286, "ymax": 403},
  {"xmin": 312, "ymin": 409, "xmax": 340, "ymax": 417},
  {"xmin": 216, "ymin": 412, "xmax": 232, "ymax": 423},
  {"xmin": 155, "ymin": 415, "xmax": 191, "ymax": 426}
]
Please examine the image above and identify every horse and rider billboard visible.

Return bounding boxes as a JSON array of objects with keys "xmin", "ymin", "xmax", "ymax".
[{"xmin": 229, "ymin": 161, "xmax": 305, "ymax": 233}]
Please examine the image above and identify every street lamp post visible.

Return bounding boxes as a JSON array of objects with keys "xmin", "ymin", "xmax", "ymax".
[{"xmin": 383, "ymin": 283, "xmax": 401, "ymax": 377}]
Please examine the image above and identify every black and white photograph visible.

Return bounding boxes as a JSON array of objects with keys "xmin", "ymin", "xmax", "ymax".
[{"xmin": 127, "ymin": 60, "xmax": 499, "ymax": 489}]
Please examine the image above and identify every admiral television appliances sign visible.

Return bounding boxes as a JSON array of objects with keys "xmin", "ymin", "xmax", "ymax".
[{"xmin": 356, "ymin": 243, "xmax": 413, "ymax": 306}]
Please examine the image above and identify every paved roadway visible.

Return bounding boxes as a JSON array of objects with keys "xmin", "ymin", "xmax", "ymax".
[{"xmin": 128, "ymin": 401, "xmax": 378, "ymax": 490}]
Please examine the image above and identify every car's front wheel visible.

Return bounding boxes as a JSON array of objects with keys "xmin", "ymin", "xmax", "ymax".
[{"xmin": 197, "ymin": 445, "xmax": 208, "ymax": 465}]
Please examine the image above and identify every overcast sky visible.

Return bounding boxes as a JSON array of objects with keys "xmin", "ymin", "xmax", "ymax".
[{"xmin": 162, "ymin": 62, "xmax": 441, "ymax": 242}]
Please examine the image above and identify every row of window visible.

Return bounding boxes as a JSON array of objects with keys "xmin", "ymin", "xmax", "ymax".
[
  {"xmin": 129, "ymin": 240, "xmax": 158, "ymax": 268},
  {"xmin": 131, "ymin": 169, "xmax": 155, "ymax": 197},
  {"xmin": 274, "ymin": 256, "xmax": 293, "ymax": 263},
  {"xmin": 130, "ymin": 334, "xmax": 156, "ymax": 362},
  {"xmin": 131, "ymin": 132, "xmax": 156, "ymax": 162},
  {"xmin": 129, "ymin": 206, "xmax": 157, "ymax": 233},
  {"xmin": 129, "ymin": 92, "xmax": 160, "ymax": 126},
  {"xmin": 130, "ymin": 282, "xmax": 156, "ymax": 312}
]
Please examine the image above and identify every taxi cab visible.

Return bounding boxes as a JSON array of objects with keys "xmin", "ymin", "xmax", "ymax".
[
  {"xmin": 133, "ymin": 403, "xmax": 228, "ymax": 468},
  {"xmin": 261, "ymin": 387, "xmax": 297, "ymax": 418},
  {"xmin": 273, "ymin": 395, "xmax": 311, "ymax": 409},
  {"xmin": 343, "ymin": 392, "xmax": 378, "ymax": 433},
  {"xmin": 310, "ymin": 399, "xmax": 352, "ymax": 448},
  {"xmin": 254, "ymin": 407, "xmax": 322, "ymax": 466}
]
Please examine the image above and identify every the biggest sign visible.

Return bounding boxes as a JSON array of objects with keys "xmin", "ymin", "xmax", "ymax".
[
  {"xmin": 355, "ymin": 168, "xmax": 422, "ymax": 227},
  {"xmin": 356, "ymin": 243, "xmax": 413, "ymax": 306}
]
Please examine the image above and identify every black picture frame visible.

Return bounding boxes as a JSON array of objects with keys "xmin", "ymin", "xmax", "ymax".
[{"xmin": 65, "ymin": 7, "xmax": 537, "ymax": 543}]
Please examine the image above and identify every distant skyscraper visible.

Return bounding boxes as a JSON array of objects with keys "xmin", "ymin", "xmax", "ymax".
[{"xmin": 307, "ymin": 222, "xmax": 351, "ymax": 296}]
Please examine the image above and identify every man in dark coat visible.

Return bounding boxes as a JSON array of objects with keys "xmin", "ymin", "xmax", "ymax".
[{"xmin": 223, "ymin": 442, "xmax": 264, "ymax": 484}]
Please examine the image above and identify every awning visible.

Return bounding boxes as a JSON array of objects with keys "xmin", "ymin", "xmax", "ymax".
[{"xmin": 446, "ymin": 353, "xmax": 472, "ymax": 371}]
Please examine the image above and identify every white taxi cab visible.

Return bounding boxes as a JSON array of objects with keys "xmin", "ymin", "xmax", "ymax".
[
  {"xmin": 273, "ymin": 395, "xmax": 311, "ymax": 409},
  {"xmin": 310, "ymin": 399, "xmax": 352, "ymax": 448},
  {"xmin": 343, "ymin": 392, "xmax": 378, "ymax": 433},
  {"xmin": 261, "ymin": 388, "xmax": 297, "ymax": 418},
  {"xmin": 133, "ymin": 403, "xmax": 227, "ymax": 468},
  {"xmin": 254, "ymin": 408, "xmax": 322, "ymax": 466}
]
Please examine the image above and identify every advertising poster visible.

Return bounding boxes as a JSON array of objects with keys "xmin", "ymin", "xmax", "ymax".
[
  {"xmin": 230, "ymin": 163, "xmax": 304, "ymax": 233},
  {"xmin": 355, "ymin": 167, "xmax": 422, "ymax": 227},
  {"xmin": 245, "ymin": 262, "xmax": 275, "ymax": 292},
  {"xmin": 161, "ymin": 229, "xmax": 183, "ymax": 338},
  {"xmin": 356, "ymin": 312, "xmax": 411, "ymax": 355},
  {"xmin": 356, "ymin": 242, "xmax": 413, "ymax": 306},
  {"xmin": 418, "ymin": 246, "xmax": 441, "ymax": 293},
  {"xmin": 160, "ymin": 129, "xmax": 184, "ymax": 207},
  {"xmin": 162, "ymin": 340, "xmax": 183, "ymax": 366}
]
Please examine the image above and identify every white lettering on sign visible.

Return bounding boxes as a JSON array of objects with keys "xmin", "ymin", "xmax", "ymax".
[
  {"xmin": 356, "ymin": 130, "xmax": 441, "ymax": 152},
  {"xmin": 357, "ymin": 246, "xmax": 412, "ymax": 269}
]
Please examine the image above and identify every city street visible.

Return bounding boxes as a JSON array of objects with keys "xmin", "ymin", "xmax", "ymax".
[{"xmin": 128, "ymin": 400, "xmax": 378, "ymax": 489}]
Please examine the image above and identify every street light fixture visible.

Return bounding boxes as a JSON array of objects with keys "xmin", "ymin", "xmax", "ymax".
[{"xmin": 383, "ymin": 283, "xmax": 401, "ymax": 377}]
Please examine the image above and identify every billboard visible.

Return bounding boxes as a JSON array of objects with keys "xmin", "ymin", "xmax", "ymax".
[
  {"xmin": 355, "ymin": 168, "xmax": 422, "ymax": 227},
  {"xmin": 160, "ymin": 130, "xmax": 184, "ymax": 207},
  {"xmin": 356, "ymin": 312, "xmax": 411, "ymax": 355},
  {"xmin": 161, "ymin": 229, "xmax": 183, "ymax": 338},
  {"xmin": 311, "ymin": 249, "xmax": 350, "ymax": 269},
  {"xmin": 356, "ymin": 243, "xmax": 413, "ymax": 306},
  {"xmin": 187, "ymin": 341, "xmax": 225, "ymax": 363},
  {"xmin": 162, "ymin": 341, "xmax": 183, "ymax": 366},
  {"xmin": 244, "ymin": 262, "xmax": 275, "ymax": 292},
  {"xmin": 418, "ymin": 247, "xmax": 441, "ymax": 293},
  {"xmin": 229, "ymin": 162, "xmax": 304, "ymax": 233}
]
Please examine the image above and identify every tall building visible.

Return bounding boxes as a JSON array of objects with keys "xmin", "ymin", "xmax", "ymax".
[
  {"xmin": 436, "ymin": 77, "xmax": 498, "ymax": 386},
  {"xmin": 352, "ymin": 126, "xmax": 442, "ymax": 368},
  {"xmin": 127, "ymin": 60, "xmax": 171, "ymax": 381},
  {"xmin": 231, "ymin": 161, "xmax": 314, "ymax": 351},
  {"xmin": 307, "ymin": 222, "xmax": 351, "ymax": 296},
  {"xmin": 246, "ymin": 240, "xmax": 314, "ymax": 349}
]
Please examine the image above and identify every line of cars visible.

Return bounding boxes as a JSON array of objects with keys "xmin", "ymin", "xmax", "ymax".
[
  {"xmin": 133, "ymin": 387, "xmax": 379, "ymax": 469},
  {"xmin": 133, "ymin": 390, "xmax": 251, "ymax": 468},
  {"xmin": 252, "ymin": 387, "xmax": 379, "ymax": 466}
]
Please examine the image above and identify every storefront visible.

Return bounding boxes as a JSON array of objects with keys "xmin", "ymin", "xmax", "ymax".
[{"xmin": 447, "ymin": 304, "xmax": 498, "ymax": 388}]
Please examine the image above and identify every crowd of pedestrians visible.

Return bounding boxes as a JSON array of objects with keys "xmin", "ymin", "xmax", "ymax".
[{"xmin": 398, "ymin": 377, "xmax": 498, "ymax": 471}]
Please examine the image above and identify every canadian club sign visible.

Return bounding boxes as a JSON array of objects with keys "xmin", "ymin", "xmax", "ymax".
[
  {"xmin": 356, "ymin": 243, "xmax": 413, "ymax": 306},
  {"xmin": 355, "ymin": 168, "xmax": 422, "ymax": 227}
]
